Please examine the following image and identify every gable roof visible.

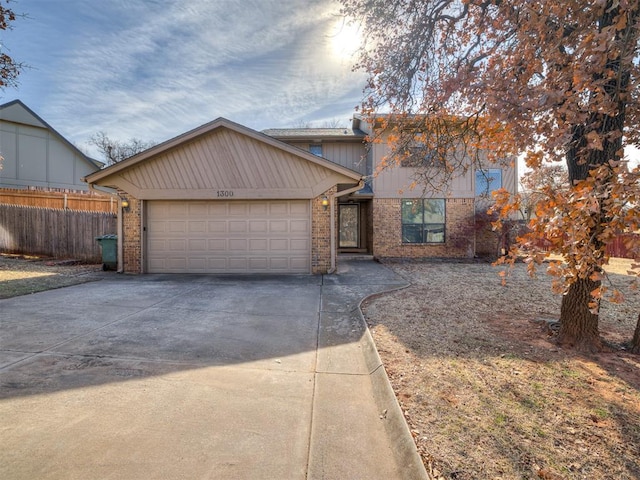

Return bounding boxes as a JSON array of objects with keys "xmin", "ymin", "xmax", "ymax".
[
  {"xmin": 84, "ymin": 117, "xmax": 362, "ymax": 199},
  {"xmin": 0, "ymin": 100, "xmax": 104, "ymax": 169}
]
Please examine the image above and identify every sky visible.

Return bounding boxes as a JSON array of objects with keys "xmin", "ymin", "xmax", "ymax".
[{"xmin": 1, "ymin": 0, "xmax": 366, "ymax": 158}]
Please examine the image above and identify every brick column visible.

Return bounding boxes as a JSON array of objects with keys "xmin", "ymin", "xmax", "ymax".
[
  {"xmin": 311, "ymin": 186, "xmax": 337, "ymax": 274},
  {"xmin": 122, "ymin": 196, "xmax": 142, "ymax": 273}
]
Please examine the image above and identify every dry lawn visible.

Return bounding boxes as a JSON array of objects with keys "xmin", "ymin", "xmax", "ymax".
[
  {"xmin": 0, "ymin": 253, "xmax": 103, "ymax": 299},
  {"xmin": 364, "ymin": 259, "xmax": 640, "ymax": 480}
]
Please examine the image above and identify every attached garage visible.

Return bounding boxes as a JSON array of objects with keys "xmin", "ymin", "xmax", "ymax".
[
  {"xmin": 84, "ymin": 117, "xmax": 362, "ymax": 275},
  {"xmin": 146, "ymin": 200, "xmax": 311, "ymax": 274}
]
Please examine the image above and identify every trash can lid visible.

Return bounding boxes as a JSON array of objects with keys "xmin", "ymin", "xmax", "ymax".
[{"xmin": 95, "ymin": 234, "xmax": 118, "ymax": 240}]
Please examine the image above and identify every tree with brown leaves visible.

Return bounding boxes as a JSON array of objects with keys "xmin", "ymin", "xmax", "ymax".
[{"xmin": 341, "ymin": 0, "xmax": 640, "ymax": 352}]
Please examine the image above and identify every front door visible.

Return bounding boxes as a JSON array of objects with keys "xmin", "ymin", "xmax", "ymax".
[{"xmin": 339, "ymin": 203, "xmax": 359, "ymax": 249}]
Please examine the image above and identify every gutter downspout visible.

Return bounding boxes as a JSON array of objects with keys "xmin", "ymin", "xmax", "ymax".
[
  {"xmin": 328, "ymin": 180, "xmax": 365, "ymax": 274},
  {"xmin": 87, "ymin": 183, "xmax": 124, "ymax": 274}
]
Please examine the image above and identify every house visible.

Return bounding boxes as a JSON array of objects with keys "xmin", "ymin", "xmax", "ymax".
[
  {"xmin": 84, "ymin": 114, "xmax": 517, "ymax": 275},
  {"xmin": 84, "ymin": 118, "xmax": 362, "ymax": 274},
  {"xmin": 267, "ymin": 115, "xmax": 518, "ymax": 260},
  {"xmin": 0, "ymin": 100, "xmax": 102, "ymax": 191}
]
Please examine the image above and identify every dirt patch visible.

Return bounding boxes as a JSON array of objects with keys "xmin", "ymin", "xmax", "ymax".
[
  {"xmin": 363, "ymin": 259, "xmax": 640, "ymax": 480},
  {"xmin": 0, "ymin": 253, "xmax": 104, "ymax": 299}
]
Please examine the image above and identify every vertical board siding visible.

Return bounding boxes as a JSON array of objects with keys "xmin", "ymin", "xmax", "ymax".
[
  {"xmin": 0, "ymin": 204, "xmax": 116, "ymax": 261},
  {"xmin": 119, "ymin": 129, "xmax": 334, "ymax": 192}
]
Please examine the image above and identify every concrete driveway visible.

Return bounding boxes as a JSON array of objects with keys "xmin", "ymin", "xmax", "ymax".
[{"xmin": 0, "ymin": 259, "xmax": 426, "ymax": 480}]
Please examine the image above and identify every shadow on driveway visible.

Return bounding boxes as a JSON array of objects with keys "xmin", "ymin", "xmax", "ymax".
[{"xmin": 0, "ymin": 261, "xmax": 424, "ymax": 480}]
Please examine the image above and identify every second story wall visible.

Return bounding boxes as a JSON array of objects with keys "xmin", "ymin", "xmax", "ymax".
[
  {"xmin": 289, "ymin": 141, "xmax": 367, "ymax": 175},
  {"xmin": 356, "ymin": 116, "xmax": 517, "ymax": 199}
]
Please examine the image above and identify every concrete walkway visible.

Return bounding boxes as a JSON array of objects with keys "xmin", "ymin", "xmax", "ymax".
[{"xmin": 0, "ymin": 259, "xmax": 427, "ymax": 479}]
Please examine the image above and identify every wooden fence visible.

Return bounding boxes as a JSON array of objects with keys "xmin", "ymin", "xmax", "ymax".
[
  {"xmin": 0, "ymin": 188, "xmax": 116, "ymax": 213},
  {"xmin": 535, "ymin": 234, "xmax": 639, "ymax": 260},
  {"xmin": 0, "ymin": 204, "xmax": 117, "ymax": 262}
]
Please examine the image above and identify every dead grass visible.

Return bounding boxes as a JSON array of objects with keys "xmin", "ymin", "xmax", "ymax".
[
  {"xmin": 0, "ymin": 253, "xmax": 103, "ymax": 299},
  {"xmin": 363, "ymin": 259, "xmax": 640, "ymax": 480}
]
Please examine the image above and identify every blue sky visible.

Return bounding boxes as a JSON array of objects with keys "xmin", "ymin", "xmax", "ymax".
[{"xmin": 1, "ymin": 0, "xmax": 365, "ymax": 157}]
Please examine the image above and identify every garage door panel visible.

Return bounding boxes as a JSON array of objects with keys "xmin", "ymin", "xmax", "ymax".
[
  {"xmin": 208, "ymin": 239, "xmax": 227, "ymax": 251},
  {"xmin": 269, "ymin": 220, "xmax": 287, "ymax": 233},
  {"xmin": 208, "ymin": 258, "xmax": 228, "ymax": 270},
  {"xmin": 189, "ymin": 221, "xmax": 206, "ymax": 233},
  {"xmin": 229, "ymin": 221, "xmax": 247, "ymax": 233},
  {"xmin": 229, "ymin": 203, "xmax": 247, "ymax": 215},
  {"xmin": 188, "ymin": 203, "xmax": 208, "ymax": 215},
  {"xmin": 229, "ymin": 239, "xmax": 247, "ymax": 251},
  {"xmin": 249, "ymin": 258, "xmax": 268, "ymax": 269},
  {"xmin": 209, "ymin": 221, "xmax": 227, "ymax": 233},
  {"xmin": 250, "ymin": 239, "xmax": 268, "ymax": 251},
  {"xmin": 188, "ymin": 239, "xmax": 207, "ymax": 250},
  {"xmin": 270, "ymin": 239, "xmax": 288, "ymax": 251},
  {"xmin": 249, "ymin": 203, "xmax": 268, "ymax": 215},
  {"xmin": 147, "ymin": 200, "xmax": 310, "ymax": 274},
  {"xmin": 249, "ymin": 221, "xmax": 268, "ymax": 233},
  {"xmin": 290, "ymin": 239, "xmax": 309, "ymax": 251},
  {"xmin": 269, "ymin": 203, "xmax": 289, "ymax": 215},
  {"xmin": 290, "ymin": 220, "xmax": 309, "ymax": 233}
]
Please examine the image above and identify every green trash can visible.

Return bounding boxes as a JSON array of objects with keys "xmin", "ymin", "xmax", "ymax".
[{"xmin": 95, "ymin": 234, "xmax": 117, "ymax": 271}]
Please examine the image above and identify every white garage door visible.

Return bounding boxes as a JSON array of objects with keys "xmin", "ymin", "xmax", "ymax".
[{"xmin": 146, "ymin": 200, "xmax": 311, "ymax": 274}]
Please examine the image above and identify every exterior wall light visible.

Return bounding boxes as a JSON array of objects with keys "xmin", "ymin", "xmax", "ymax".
[
  {"xmin": 321, "ymin": 196, "xmax": 329, "ymax": 211},
  {"xmin": 121, "ymin": 198, "xmax": 130, "ymax": 211}
]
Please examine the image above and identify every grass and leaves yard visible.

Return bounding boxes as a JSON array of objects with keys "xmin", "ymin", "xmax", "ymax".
[
  {"xmin": 365, "ymin": 259, "xmax": 640, "ymax": 480},
  {"xmin": 0, "ymin": 253, "xmax": 102, "ymax": 299},
  {"xmin": 2, "ymin": 252, "xmax": 639, "ymax": 478}
]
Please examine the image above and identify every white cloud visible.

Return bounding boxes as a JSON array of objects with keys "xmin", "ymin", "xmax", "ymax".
[{"xmin": 3, "ymin": 0, "xmax": 366, "ymax": 157}]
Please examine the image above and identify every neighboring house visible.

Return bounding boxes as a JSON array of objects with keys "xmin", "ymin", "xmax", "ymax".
[
  {"xmin": 0, "ymin": 100, "xmax": 102, "ymax": 191},
  {"xmin": 84, "ymin": 114, "xmax": 517, "ymax": 275}
]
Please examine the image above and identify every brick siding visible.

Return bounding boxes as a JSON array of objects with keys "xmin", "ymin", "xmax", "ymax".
[
  {"xmin": 372, "ymin": 197, "xmax": 475, "ymax": 259},
  {"xmin": 121, "ymin": 196, "xmax": 142, "ymax": 273},
  {"xmin": 311, "ymin": 186, "xmax": 336, "ymax": 274}
]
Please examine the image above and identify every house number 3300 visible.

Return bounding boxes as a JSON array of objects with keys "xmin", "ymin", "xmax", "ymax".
[{"xmin": 216, "ymin": 190, "xmax": 234, "ymax": 198}]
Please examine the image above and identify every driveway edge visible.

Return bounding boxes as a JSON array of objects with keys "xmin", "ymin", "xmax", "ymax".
[{"xmin": 356, "ymin": 285, "xmax": 429, "ymax": 480}]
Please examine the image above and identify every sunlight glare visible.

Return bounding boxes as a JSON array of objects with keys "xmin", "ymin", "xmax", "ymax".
[{"xmin": 329, "ymin": 19, "xmax": 361, "ymax": 62}]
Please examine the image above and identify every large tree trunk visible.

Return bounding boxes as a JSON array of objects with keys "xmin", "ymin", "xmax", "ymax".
[
  {"xmin": 631, "ymin": 314, "xmax": 640, "ymax": 354},
  {"xmin": 556, "ymin": 2, "xmax": 634, "ymax": 352},
  {"xmin": 558, "ymin": 278, "xmax": 602, "ymax": 352}
]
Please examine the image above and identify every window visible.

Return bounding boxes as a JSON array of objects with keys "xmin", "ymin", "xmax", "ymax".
[
  {"xmin": 401, "ymin": 199, "xmax": 445, "ymax": 244},
  {"xmin": 309, "ymin": 144, "xmax": 323, "ymax": 157},
  {"xmin": 475, "ymin": 168, "xmax": 502, "ymax": 197},
  {"xmin": 400, "ymin": 142, "xmax": 444, "ymax": 168}
]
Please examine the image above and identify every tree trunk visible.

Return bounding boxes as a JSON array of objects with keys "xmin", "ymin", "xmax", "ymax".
[
  {"xmin": 558, "ymin": 278, "xmax": 602, "ymax": 352},
  {"xmin": 631, "ymin": 314, "xmax": 640, "ymax": 354}
]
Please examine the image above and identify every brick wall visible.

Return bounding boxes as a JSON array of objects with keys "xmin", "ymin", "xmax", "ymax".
[
  {"xmin": 311, "ymin": 186, "xmax": 336, "ymax": 274},
  {"xmin": 372, "ymin": 197, "xmax": 475, "ymax": 259},
  {"xmin": 122, "ymin": 196, "xmax": 142, "ymax": 273}
]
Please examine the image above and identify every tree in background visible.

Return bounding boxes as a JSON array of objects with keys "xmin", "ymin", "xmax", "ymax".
[
  {"xmin": 519, "ymin": 164, "xmax": 568, "ymax": 222},
  {"xmin": 90, "ymin": 132, "xmax": 155, "ymax": 166},
  {"xmin": 340, "ymin": 0, "xmax": 640, "ymax": 352},
  {"xmin": 0, "ymin": 0, "xmax": 20, "ymax": 89}
]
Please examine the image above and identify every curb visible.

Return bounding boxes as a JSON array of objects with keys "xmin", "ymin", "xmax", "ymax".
[{"xmin": 355, "ymin": 283, "xmax": 429, "ymax": 480}]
